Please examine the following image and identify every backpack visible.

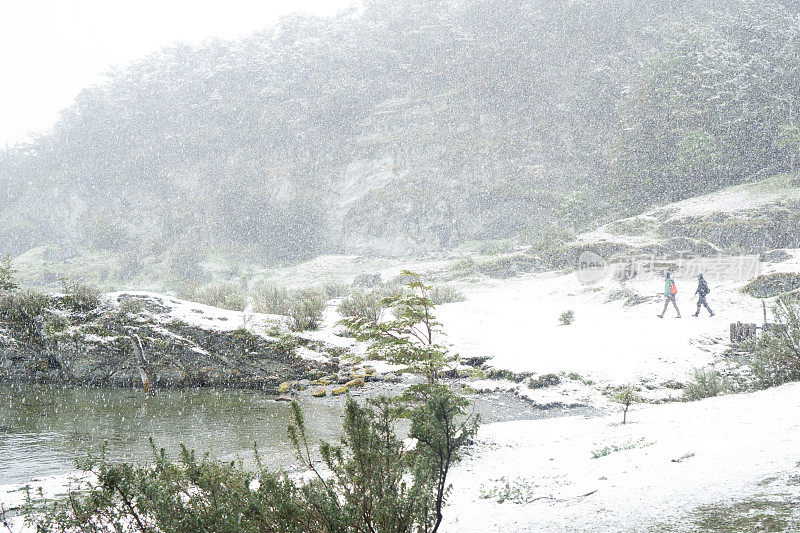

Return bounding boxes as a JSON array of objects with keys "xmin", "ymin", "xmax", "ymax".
[{"xmin": 670, "ymin": 281, "xmax": 677, "ymax": 295}]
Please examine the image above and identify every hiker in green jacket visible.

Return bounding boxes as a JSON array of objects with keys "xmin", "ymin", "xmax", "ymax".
[{"xmin": 657, "ymin": 272, "xmax": 681, "ymax": 318}]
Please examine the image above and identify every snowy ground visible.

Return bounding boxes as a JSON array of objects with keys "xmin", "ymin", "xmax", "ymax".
[
  {"xmin": 443, "ymin": 382, "xmax": 800, "ymax": 532},
  {"xmin": 438, "ymin": 267, "xmax": 761, "ymax": 386}
]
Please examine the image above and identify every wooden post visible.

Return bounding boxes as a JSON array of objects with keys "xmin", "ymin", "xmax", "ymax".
[{"xmin": 129, "ymin": 334, "xmax": 154, "ymax": 395}]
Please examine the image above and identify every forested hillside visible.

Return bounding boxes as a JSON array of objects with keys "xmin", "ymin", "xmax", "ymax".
[{"xmin": 1, "ymin": 0, "xmax": 799, "ymax": 282}]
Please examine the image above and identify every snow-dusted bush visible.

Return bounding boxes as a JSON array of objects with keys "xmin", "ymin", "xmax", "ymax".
[
  {"xmin": 683, "ymin": 368, "xmax": 729, "ymax": 401},
  {"xmin": 183, "ymin": 281, "xmax": 246, "ymax": 311},
  {"xmin": 0, "ymin": 254, "xmax": 18, "ymax": 291},
  {"xmin": 322, "ymin": 281, "xmax": 349, "ymax": 299},
  {"xmin": 747, "ymin": 295, "xmax": 800, "ymax": 389},
  {"xmin": 338, "ymin": 290, "xmax": 385, "ymax": 325},
  {"xmin": 288, "ymin": 288, "xmax": 327, "ymax": 331},
  {"xmin": 23, "ymin": 391, "xmax": 476, "ymax": 533},
  {"xmin": 429, "ymin": 284, "xmax": 465, "ymax": 305},
  {"xmin": 559, "ymin": 310, "xmax": 575, "ymax": 325},
  {"xmin": 59, "ymin": 279, "xmax": 100, "ymax": 312},
  {"xmin": 0, "ymin": 290, "xmax": 48, "ymax": 341},
  {"xmin": 250, "ymin": 281, "xmax": 291, "ymax": 315}
]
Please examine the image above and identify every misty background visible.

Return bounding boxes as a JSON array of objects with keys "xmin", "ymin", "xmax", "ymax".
[{"xmin": 2, "ymin": 0, "xmax": 799, "ymax": 290}]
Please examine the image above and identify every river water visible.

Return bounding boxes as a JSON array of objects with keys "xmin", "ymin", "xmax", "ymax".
[{"xmin": 0, "ymin": 382, "xmax": 593, "ymax": 487}]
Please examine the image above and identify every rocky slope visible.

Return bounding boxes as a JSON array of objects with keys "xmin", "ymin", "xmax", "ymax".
[{"xmin": 0, "ymin": 292, "xmax": 336, "ymax": 391}]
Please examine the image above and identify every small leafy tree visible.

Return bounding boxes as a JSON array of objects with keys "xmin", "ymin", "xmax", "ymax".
[
  {"xmin": 613, "ymin": 385, "xmax": 641, "ymax": 424},
  {"xmin": 0, "ymin": 254, "xmax": 18, "ymax": 291},
  {"xmin": 340, "ymin": 271, "xmax": 456, "ymax": 385}
]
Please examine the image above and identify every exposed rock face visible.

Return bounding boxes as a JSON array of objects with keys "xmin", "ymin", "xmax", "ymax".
[{"xmin": 0, "ymin": 293, "xmax": 334, "ymax": 391}]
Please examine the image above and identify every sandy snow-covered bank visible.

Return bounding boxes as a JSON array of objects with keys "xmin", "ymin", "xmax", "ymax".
[{"xmin": 443, "ymin": 382, "xmax": 800, "ymax": 532}]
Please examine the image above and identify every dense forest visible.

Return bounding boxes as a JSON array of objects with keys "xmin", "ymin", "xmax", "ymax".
[{"xmin": 1, "ymin": 0, "xmax": 799, "ymax": 280}]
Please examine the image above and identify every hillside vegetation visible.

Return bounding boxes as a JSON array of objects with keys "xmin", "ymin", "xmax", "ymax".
[{"xmin": 2, "ymin": 0, "xmax": 800, "ymax": 285}]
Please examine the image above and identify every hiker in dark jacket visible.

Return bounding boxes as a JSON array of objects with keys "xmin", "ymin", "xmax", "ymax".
[
  {"xmin": 693, "ymin": 273, "xmax": 714, "ymax": 317},
  {"xmin": 658, "ymin": 272, "xmax": 681, "ymax": 318}
]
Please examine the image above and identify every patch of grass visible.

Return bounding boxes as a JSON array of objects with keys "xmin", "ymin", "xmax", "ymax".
[
  {"xmin": 591, "ymin": 437, "xmax": 650, "ymax": 459},
  {"xmin": 689, "ymin": 497, "xmax": 800, "ymax": 532},
  {"xmin": 479, "ymin": 477, "xmax": 540, "ymax": 504}
]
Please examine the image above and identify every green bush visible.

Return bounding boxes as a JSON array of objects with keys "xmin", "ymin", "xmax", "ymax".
[
  {"xmin": 428, "ymin": 284, "xmax": 466, "ymax": 305},
  {"xmin": 288, "ymin": 288, "xmax": 327, "ymax": 331},
  {"xmin": 23, "ymin": 388, "xmax": 478, "ymax": 533},
  {"xmin": 59, "ymin": 279, "xmax": 101, "ymax": 313},
  {"xmin": 118, "ymin": 297, "xmax": 145, "ymax": 316},
  {"xmin": 43, "ymin": 314, "xmax": 70, "ymax": 337},
  {"xmin": 529, "ymin": 373, "xmax": 561, "ymax": 389},
  {"xmin": 745, "ymin": 295, "xmax": 800, "ymax": 389},
  {"xmin": 322, "ymin": 281, "xmax": 349, "ymax": 299},
  {"xmin": 183, "ymin": 281, "xmax": 247, "ymax": 311},
  {"xmin": 559, "ymin": 310, "xmax": 575, "ymax": 325},
  {"xmin": 0, "ymin": 290, "xmax": 49, "ymax": 341},
  {"xmin": 338, "ymin": 290, "xmax": 385, "ymax": 325},
  {"xmin": 683, "ymin": 368, "xmax": 729, "ymax": 401},
  {"xmin": 250, "ymin": 281, "xmax": 292, "ymax": 315},
  {"xmin": 0, "ymin": 254, "xmax": 19, "ymax": 291}
]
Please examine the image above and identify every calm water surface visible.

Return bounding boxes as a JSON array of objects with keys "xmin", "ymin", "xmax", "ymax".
[{"xmin": 0, "ymin": 382, "xmax": 592, "ymax": 486}]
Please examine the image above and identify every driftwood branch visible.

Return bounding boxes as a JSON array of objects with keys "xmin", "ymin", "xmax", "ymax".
[{"xmin": 129, "ymin": 334, "xmax": 154, "ymax": 395}]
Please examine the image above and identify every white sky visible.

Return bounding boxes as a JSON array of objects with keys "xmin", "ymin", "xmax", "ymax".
[{"xmin": 0, "ymin": 0, "xmax": 354, "ymax": 147}]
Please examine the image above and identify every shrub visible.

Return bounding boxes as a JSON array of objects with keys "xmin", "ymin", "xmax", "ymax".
[
  {"xmin": 250, "ymin": 281, "xmax": 292, "ymax": 315},
  {"xmin": 341, "ymin": 271, "xmax": 456, "ymax": 384},
  {"xmin": 745, "ymin": 295, "xmax": 800, "ymax": 389},
  {"xmin": 288, "ymin": 288, "xmax": 327, "ymax": 331},
  {"xmin": 322, "ymin": 281, "xmax": 349, "ymax": 299},
  {"xmin": 683, "ymin": 368, "xmax": 729, "ymax": 401},
  {"xmin": 591, "ymin": 438, "xmax": 647, "ymax": 458},
  {"xmin": 338, "ymin": 290, "xmax": 385, "ymax": 325},
  {"xmin": 529, "ymin": 373, "xmax": 561, "ymax": 389},
  {"xmin": 22, "ymin": 389, "xmax": 477, "ymax": 533},
  {"xmin": 352, "ymin": 272, "xmax": 382, "ymax": 288},
  {"xmin": 0, "ymin": 290, "xmax": 49, "ymax": 342},
  {"xmin": 183, "ymin": 281, "xmax": 247, "ymax": 311},
  {"xmin": 428, "ymin": 284, "xmax": 466, "ymax": 305},
  {"xmin": 118, "ymin": 297, "xmax": 145, "ymax": 316},
  {"xmin": 43, "ymin": 314, "xmax": 70, "ymax": 337},
  {"xmin": 559, "ymin": 310, "xmax": 575, "ymax": 325},
  {"xmin": 0, "ymin": 254, "xmax": 19, "ymax": 291},
  {"xmin": 59, "ymin": 279, "xmax": 101, "ymax": 313}
]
